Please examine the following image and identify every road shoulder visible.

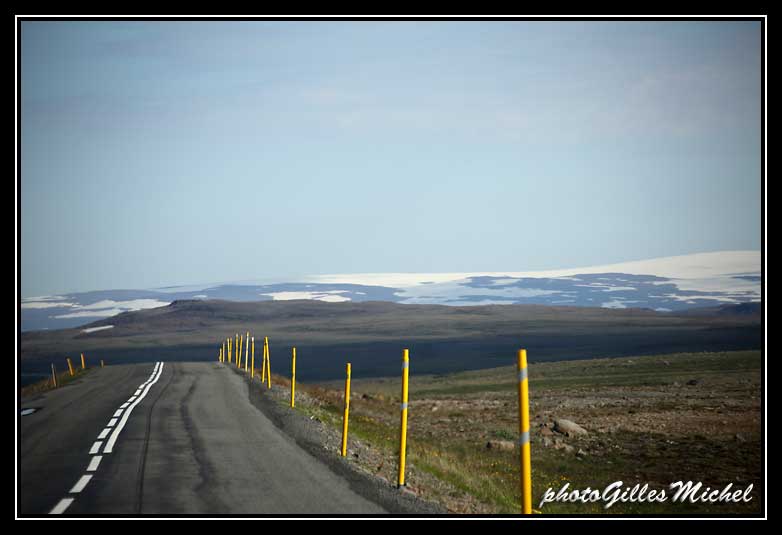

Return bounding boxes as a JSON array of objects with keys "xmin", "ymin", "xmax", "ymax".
[{"xmin": 229, "ymin": 365, "xmax": 446, "ymax": 515}]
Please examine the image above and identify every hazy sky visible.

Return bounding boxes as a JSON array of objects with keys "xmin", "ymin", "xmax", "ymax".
[{"xmin": 20, "ymin": 20, "xmax": 762, "ymax": 296}]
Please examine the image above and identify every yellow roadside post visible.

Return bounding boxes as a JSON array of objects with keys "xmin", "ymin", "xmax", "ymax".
[
  {"xmin": 251, "ymin": 337, "xmax": 255, "ymax": 379},
  {"xmin": 517, "ymin": 349, "xmax": 532, "ymax": 515},
  {"xmin": 235, "ymin": 334, "xmax": 239, "ymax": 367},
  {"xmin": 238, "ymin": 334, "xmax": 243, "ymax": 369},
  {"xmin": 80, "ymin": 353, "xmax": 86, "ymax": 370},
  {"xmin": 291, "ymin": 347, "xmax": 296, "ymax": 408},
  {"xmin": 228, "ymin": 338, "xmax": 232, "ymax": 364},
  {"xmin": 245, "ymin": 331, "xmax": 250, "ymax": 373},
  {"xmin": 341, "ymin": 363, "xmax": 351, "ymax": 457},
  {"xmin": 265, "ymin": 337, "xmax": 271, "ymax": 389},
  {"xmin": 398, "ymin": 349, "xmax": 410, "ymax": 487},
  {"xmin": 66, "ymin": 358, "xmax": 74, "ymax": 377},
  {"xmin": 51, "ymin": 364, "xmax": 58, "ymax": 388},
  {"xmin": 261, "ymin": 338, "xmax": 266, "ymax": 384}
]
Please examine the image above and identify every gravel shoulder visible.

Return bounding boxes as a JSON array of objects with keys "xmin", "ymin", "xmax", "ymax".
[{"xmin": 228, "ymin": 364, "xmax": 447, "ymax": 515}]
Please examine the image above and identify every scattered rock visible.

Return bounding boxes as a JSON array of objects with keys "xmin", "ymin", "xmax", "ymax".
[
  {"xmin": 486, "ymin": 440, "xmax": 515, "ymax": 452},
  {"xmin": 539, "ymin": 426, "xmax": 554, "ymax": 437},
  {"xmin": 555, "ymin": 443, "xmax": 575, "ymax": 454},
  {"xmin": 735, "ymin": 433, "xmax": 746, "ymax": 443},
  {"xmin": 400, "ymin": 486, "xmax": 418, "ymax": 498},
  {"xmin": 686, "ymin": 379, "xmax": 700, "ymax": 386},
  {"xmin": 577, "ymin": 448, "xmax": 588, "ymax": 457},
  {"xmin": 554, "ymin": 418, "xmax": 588, "ymax": 437},
  {"xmin": 542, "ymin": 437, "xmax": 553, "ymax": 448}
]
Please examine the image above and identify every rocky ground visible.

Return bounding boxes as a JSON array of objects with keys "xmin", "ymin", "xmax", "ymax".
[{"xmin": 255, "ymin": 350, "xmax": 763, "ymax": 515}]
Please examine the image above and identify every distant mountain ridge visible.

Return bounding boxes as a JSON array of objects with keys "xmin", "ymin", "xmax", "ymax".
[{"xmin": 20, "ymin": 251, "xmax": 762, "ymax": 331}]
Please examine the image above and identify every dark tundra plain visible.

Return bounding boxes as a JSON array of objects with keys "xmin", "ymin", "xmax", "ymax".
[
  {"xmin": 19, "ymin": 300, "xmax": 763, "ymax": 514},
  {"xmin": 19, "ymin": 299, "xmax": 761, "ymax": 383}
]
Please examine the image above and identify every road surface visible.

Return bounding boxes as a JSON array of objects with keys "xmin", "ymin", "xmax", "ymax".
[{"xmin": 19, "ymin": 361, "xmax": 387, "ymax": 515}]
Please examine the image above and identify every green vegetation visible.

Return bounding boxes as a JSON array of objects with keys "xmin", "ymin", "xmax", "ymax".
[
  {"xmin": 21, "ymin": 366, "xmax": 92, "ymax": 397},
  {"xmin": 287, "ymin": 351, "xmax": 762, "ymax": 515}
]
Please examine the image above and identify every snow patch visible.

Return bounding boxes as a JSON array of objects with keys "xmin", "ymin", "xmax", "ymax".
[
  {"xmin": 81, "ymin": 325, "xmax": 114, "ymax": 334},
  {"xmin": 55, "ymin": 309, "xmax": 127, "ymax": 319},
  {"xmin": 22, "ymin": 301, "xmax": 76, "ymax": 309},
  {"xmin": 263, "ymin": 291, "xmax": 352, "ymax": 303},
  {"xmin": 307, "ymin": 251, "xmax": 760, "ymax": 295},
  {"xmin": 53, "ymin": 299, "xmax": 170, "ymax": 319},
  {"xmin": 75, "ymin": 299, "xmax": 169, "ymax": 311},
  {"xmin": 22, "ymin": 295, "xmax": 68, "ymax": 302}
]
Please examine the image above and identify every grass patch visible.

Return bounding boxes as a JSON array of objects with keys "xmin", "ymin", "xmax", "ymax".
[
  {"xmin": 278, "ymin": 351, "xmax": 763, "ymax": 515},
  {"xmin": 20, "ymin": 366, "xmax": 93, "ymax": 397}
]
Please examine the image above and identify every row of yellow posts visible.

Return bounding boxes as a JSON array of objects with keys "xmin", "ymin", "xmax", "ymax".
[
  {"xmin": 49, "ymin": 353, "xmax": 105, "ymax": 389},
  {"xmin": 216, "ymin": 335, "xmax": 533, "ymax": 515},
  {"xmin": 336, "ymin": 349, "xmax": 411, "ymax": 489},
  {"xmin": 219, "ymin": 332, "xmax": 272, "ymax": 389}
]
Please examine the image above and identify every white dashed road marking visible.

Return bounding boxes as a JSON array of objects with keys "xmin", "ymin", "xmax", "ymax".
[
  {"xmin": 86, "ymin": 456, "xmax": 102, "ymax": 472},
  {"xmin": 50, "ymin": 498, "xmax": 74, "ymax": 514},
  {"xmin": 69, "ymin": 475, "xmax": 93, "ymax": 494},
  {"xmin": 49, "ymin": 362, "xmax": 163, "ymax": 514},
  {"xmin": 104, "ymin": 363, "xmax": 164, "ymax": 454}
]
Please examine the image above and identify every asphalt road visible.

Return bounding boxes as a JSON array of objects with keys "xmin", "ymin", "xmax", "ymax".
[{"xmin": 19, "ymin": 361, "xmax": 386, "ymax": 515}]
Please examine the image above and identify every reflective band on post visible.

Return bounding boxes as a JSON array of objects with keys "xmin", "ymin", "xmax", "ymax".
[
  {"xmin": 517, "ymin": 368, "xmax": 528, "ymax": 382},
  {"xmin": 402, "ymin": 361, "xmax": 409, "ymax": 369},
  {"xmin": 400, "ymin": 402, "xmax": 408, "ymax": 410},
  {"xmin": 517, "ymin": 431, "xmax": 530, "ymax": 446}
]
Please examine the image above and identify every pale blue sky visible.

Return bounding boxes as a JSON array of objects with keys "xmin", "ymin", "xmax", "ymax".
[{"xmin": 21, "ymin": 20, "xmax": 762, "ymax": 296}]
